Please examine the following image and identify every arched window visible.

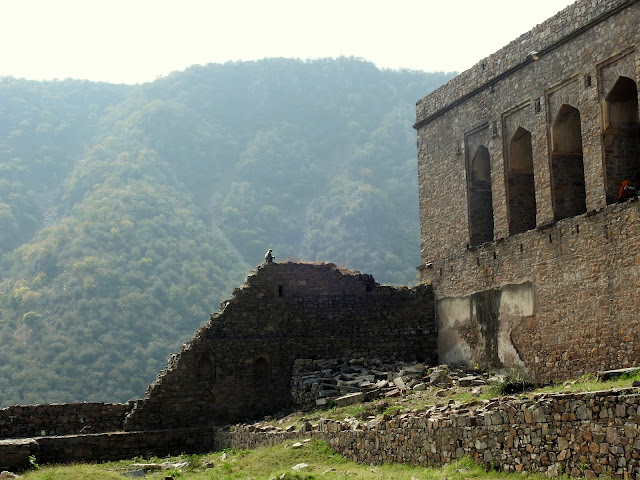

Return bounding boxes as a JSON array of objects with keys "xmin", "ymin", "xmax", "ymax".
[
  {"xmin": 507, "ymin": 127, "xmax": 536, "ymax": 235},
  {"xmin": 603, "ymin": 76, "xmax": 640, "ymax": 204},
  {"xmin": 550, "ymin": 104, "xmax": 586, "ymax": 220},
  {"xmin": 468, "ymin": 145, "xmax": 494, "ymax": 246}
]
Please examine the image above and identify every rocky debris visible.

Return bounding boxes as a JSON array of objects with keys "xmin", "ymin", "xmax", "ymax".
[
  {"xmin": 0, "ymin": 473, "xmax": 19, "ymax": 479},
  {"xmin": 123, "ymin": 470, "xmax": 145, "ymax": 478},
  {"xmin": 130, "ymin": 463, "xmax": 162, "ymax": 471},
  {"xmin": 130, "ymin": 462, "xmax": 188, "ymax": 471},
  {"xmin": 291, "ymin": 358, "xmax": 489, "ymax": 408}
]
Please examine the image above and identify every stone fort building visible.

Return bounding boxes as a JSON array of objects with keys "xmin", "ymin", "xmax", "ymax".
[
  {"xmin": 414, "ymin": 0, "xmax": 640, "ymax": 382},
  {"xmin": 2, "ymin": 0, "xmax": 640, "ymax": 471}
]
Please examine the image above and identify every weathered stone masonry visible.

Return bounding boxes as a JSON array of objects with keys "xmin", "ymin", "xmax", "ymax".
[
  {"xmin": 0, "ymin": 402, "xmax": 129, "ymax": 439},
  {"xmin": 415, "ymin": 0, "xmax": 640, "ymax": 380},
  {"xmin": 3, "ymin": 0, "xmax": 640, "ymax": 475},
  {"xmin": 225, "ymin": 389, "xmax": 640, "ymax": 479},
  {"xmin": 0, "ymin": 262, "xmax": 435, "ymax": 469},
  {"xmin": 123, "ymin": 262, "xmax": 436, "ymax": 431}
]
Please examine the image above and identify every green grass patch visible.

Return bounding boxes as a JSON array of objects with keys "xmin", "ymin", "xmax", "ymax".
[
  {"xmin": 19, "ymin": 440, "xmax": 553, "ymax": 480},
  {"xmin": 536, "ymin": 369, "xmax": 640, "ymax": 395}
]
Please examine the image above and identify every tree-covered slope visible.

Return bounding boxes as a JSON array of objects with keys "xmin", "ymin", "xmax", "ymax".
[{"xmin": 0, "ymin": 58, "xmax": 454, "ymax": 406}]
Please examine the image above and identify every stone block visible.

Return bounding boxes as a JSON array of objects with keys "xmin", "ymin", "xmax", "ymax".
[{"xmin": 335, "ymin": 392, "xmax": 366, "ymax": 407}]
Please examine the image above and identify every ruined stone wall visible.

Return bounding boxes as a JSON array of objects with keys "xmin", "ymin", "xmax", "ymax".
[
  {"xmin": 0, "ymin": 402, "xmax": 130, "ymax": 439},
  {"xmin": 225, "ymin": 389, "xmax": 640, "ymax": 478},
  {"xmin": 414, "ymin": 0, "xmax": 640, "ymax": 381},
  {"xmin": 124, "ymin": 262, "xmax": 436, "ymax": 431},
  {"xmin": 4, "ymin": 388, "xmax": 640, "ymax": 478},
  {"xmin": 0, "ymin": 428, "xmax": 214, "ymax": 471}
]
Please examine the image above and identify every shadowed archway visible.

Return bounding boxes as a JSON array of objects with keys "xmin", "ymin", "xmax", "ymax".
[
  {"xmin": 551, "ymin": 104, "xmax": 586, "ymax": 220},
  {"xmin": 507, "ymin": 127, "xmax": 536, "ymax": 234}
]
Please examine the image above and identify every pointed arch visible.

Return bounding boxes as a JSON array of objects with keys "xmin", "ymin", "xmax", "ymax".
[
  {"xmin": 602, "ymin": 76, "xmax": 640, "ymax": 204},
  {"xmin": 550, "ymin": 104, "xmax": 586, "ymax": 220},
  {"xmin": 467, "ymin": 145, "xmax": 494, "ymax": 246},
  {"xmin": 507, "ymin": 127, "xmax": 536, "ymax": 235}
]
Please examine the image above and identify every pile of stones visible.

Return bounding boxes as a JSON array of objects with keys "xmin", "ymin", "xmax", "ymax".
[{"xmin": 290, "ymin": 358, "xmax": 489, "ymax": 409}]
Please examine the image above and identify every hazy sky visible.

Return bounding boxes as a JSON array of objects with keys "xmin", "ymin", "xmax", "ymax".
[{"xmin": 1, "ymin": 0, "xmax": 574, "ymax": 85}]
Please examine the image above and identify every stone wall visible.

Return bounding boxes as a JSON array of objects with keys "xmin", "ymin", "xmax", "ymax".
[
  {"xmin": 4, "ymin": 387, "xmax": 639, "ymax": 478},
  {"xmin": 415, "ymin": 0, "xmax": 639, "ymax": 262},
  {"xmin": 415, "ymin": 0, "xmax": 635, "ymax": 132},
  {"xmin": 0, "ymin": 428, "xmax": 213, "ymax": 471},
  {"xmin": 423, "ymin": 199, "xmax": 640, "ymax": 382},
  {"xmin": 3, "ymin": 387, "xmax": 640, "ymax": 477},
  {"xmin": 0, "ymin": 402, "xmax": 130, "ymax": 439},
  {"xmin": 224, "ymin": 388, "xmax": 640, "ymax": 478},
  {"xmin": 123, "ymin": 262, "xmax": 436, "ymax": 431},
  {"xmin": 414, "ymin": 0, "xmax": 640, "ymax": 382}
]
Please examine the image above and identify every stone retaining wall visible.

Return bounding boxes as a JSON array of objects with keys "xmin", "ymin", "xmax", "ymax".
[
  {"xmin": 0, "ymin": 402, "xmax": 130, "ymax": 439},
  {"xmin": 2, "ymin": 388, "xmax": 639, "ymax": 477},
  {"xmin": 36, "ymin": 428, "xmax": 214, "ymax": 464},
  {"xmin": 224, "ymin": 389, "xmax": 640, "ymax": 478}
]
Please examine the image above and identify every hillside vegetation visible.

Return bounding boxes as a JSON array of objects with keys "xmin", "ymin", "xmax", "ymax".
[{"xmin": 0, "ymin": 58, "xmax": 454, "ymax": 405}]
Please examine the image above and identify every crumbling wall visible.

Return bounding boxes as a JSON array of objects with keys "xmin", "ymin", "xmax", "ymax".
[
  {"xmin": 0, "ymin": 428, "xmax": 214, "ymax": 471},
  {"xmin": 437, "ymin": 283, "xmax": 532, "ymax": 369},
  {"xmin": 124, "ymin": 262, "xmax": 436, "ymax": 431},
  {"xmin": 0, "ymin": 402, "xmax": 130, "ymax": 439}
]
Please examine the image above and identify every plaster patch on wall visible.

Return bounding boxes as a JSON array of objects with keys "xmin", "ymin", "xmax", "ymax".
[
  {"xmin": 437, "ymin": 297, "xmax": 476, "ymax": 366},
  {"xmin": 497, "ymin": 283, "xmax": 532, "ymax": 366},
  {"xmin": 437, "ymin": 283, "xmax": 534, "ymax": 368}
]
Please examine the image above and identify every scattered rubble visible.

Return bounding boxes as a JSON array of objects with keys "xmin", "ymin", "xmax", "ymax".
[{"xmin": 291, "ymin": 358, "xmax": 489, "ymax": 409}]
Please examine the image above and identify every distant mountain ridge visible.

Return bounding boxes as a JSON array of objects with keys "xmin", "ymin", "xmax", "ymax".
[{"xmin": 0, "ymin": 58, "xmax": 454, "ymax": 405}]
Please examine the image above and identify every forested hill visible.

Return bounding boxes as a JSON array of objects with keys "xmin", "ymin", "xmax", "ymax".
[{"xmin": 0, "ymin": 58, "xmax": 454, "ymax": 406}]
